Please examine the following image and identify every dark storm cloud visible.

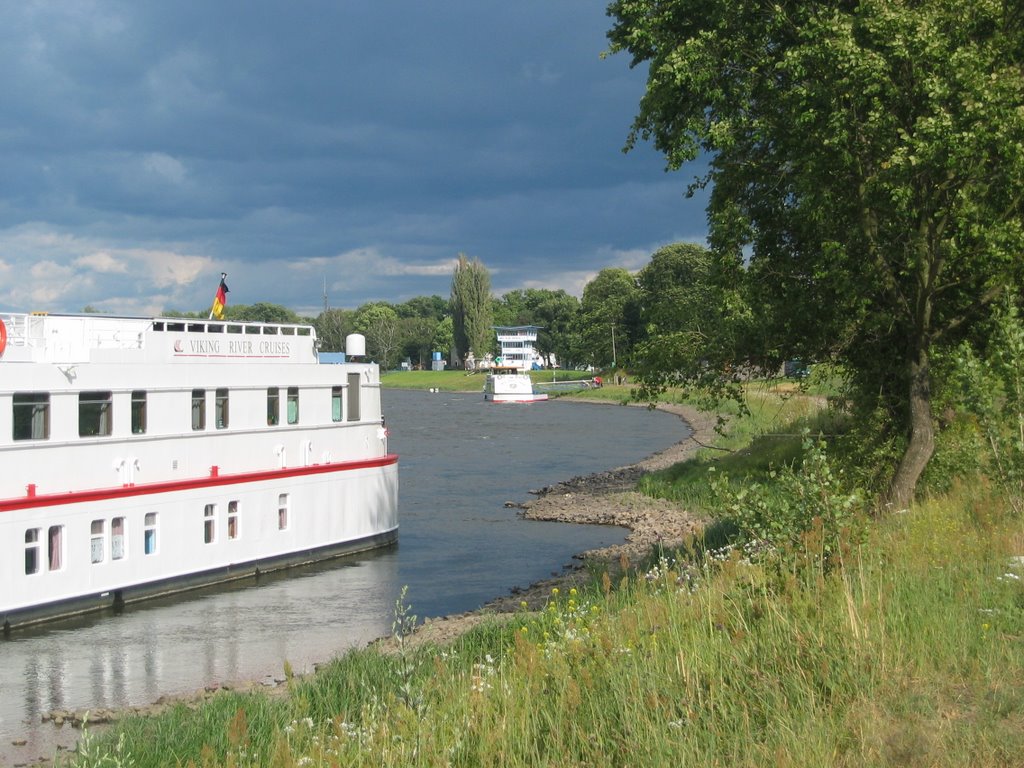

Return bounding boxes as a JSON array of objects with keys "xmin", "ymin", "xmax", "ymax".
[{"xmin": 0, "ymin": 1, "xmax": 707, "ymax": 315}]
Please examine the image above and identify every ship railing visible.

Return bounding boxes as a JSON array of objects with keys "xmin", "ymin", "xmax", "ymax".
[
  {"xmin": 0, "ymin": 313, "xmax": 319, "ymax": 353},
  {"xmin": 151, "ymin": 318, "xmax": 315, "ymax": 339},
  {"xmin": 0, "ymin": 313, "xmax": 43, "ymax": 350}
]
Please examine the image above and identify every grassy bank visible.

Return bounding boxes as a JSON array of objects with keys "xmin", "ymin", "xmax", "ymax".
[
  {"xmin": 63, "ymin": 390, "xmax": 1024, "ymax": 767},
  {"xmin": 380, "ymin": 369, "xmax": 596, "ymax": 393}
]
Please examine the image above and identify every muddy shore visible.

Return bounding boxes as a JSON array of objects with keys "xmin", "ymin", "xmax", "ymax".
[{"xmin": 20, "ymin": 400, "xmax": 716, "ymax": 765}]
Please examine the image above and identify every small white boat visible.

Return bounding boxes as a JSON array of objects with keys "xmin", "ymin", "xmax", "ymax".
[
  {"xmin": 0, "ymin": 312, "xmax": 398, "ymax": 630},
  {"xmin": 483, "ymin": 366, "xmax": 549, "ymax": 403}
]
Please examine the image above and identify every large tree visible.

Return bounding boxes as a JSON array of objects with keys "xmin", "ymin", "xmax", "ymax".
[
  {"xmin": 608, "ymin": 0, "xmax": 1024, "ymax": 507},
  {"xmin": 355, "ymin": 302, "xmax": 400, "ymax": 370},
  {"xmin": 633, "ymin": 242, "xmax": 752, "ymax": 399},
  {"xmin": 575, "ymin": 268, "xmax": 640, "ymax": 369},
  {"xmin": 450, "ymin": 253, "xmax": 493, "ymax": 365},
  {"xmin": 224, "ymin": 302, "xmax": 301, "ymax": 324},
  {"xmin": 314, "ymin": 307, "xmax": 355, "ymax": 353},
  {"xmin": 398, "ymin": 315, "xmax": 439, "ymax": 368},
  {"xmin": 396, "ymin": 295, "xmax": 448, "ymax": 322}
]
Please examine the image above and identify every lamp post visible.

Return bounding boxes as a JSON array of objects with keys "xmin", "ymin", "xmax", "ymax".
[{"xmin": 610, "ymin": 322, "xmax": 616, "ymax": 370}]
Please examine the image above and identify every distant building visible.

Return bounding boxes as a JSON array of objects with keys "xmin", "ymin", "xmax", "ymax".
[{"xmin": 493, "ymin": 325, "xmax": 548, "ymax": 371}]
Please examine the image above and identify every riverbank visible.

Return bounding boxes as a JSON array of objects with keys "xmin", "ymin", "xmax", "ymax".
[
  {"xmin": 376, "ymin": 401, "xmax": 716, "ymax": 649},
  {"xmin": 18, "ymin": 399, "xmax": 712, "ymax": 765}
]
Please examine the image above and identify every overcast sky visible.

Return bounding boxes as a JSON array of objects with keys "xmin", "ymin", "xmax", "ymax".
[{"xmin": 0, "ymin": 1, "xmax": 708, "ymax": 317}]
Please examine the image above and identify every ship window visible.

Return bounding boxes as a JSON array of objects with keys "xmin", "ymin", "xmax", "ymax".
[
  {"xmin": 144, "ymin": 512, "xmax": 158, "ymax": 554},
  {"xmin": 79, "ymin": 391, "xmax": 113, "ymax": 437},
  {"xmin": 331, "ymin": 386, "xmax": 343, "ymax": 422},
  {"xmin": 267, "ymin": 388, "xmax": 280, "ymax": 426},
  {"xmin": 48, "ymin": 525, "xmax": 63, "ymax": 571},
  {"xmin": 347, "ymin": 373, "xmax": 360, "ymax": 422},
  {"xmin": 111, "ymin": 517, "xmax": 125, "ymax": 560},
  {"xmin": 192, "ymin": 389, "xmax": 206, "ymax": 430},
  {"xmin": 13, "ymin": 392, "xmax": 50, "ymax": 441},
  {"xmin": 91, "ymin": 519, "xmax": 105, "ymax": 564},
  {"xmin": 278, "ymin": 493, "xmax": 289, "ymax": 530},
  {"xmin": 287, "ymin": 387, "xmax": 299, "ymax": 424},
  {"xmin": 204, "ymin": 504, "xmax": 216, "ymax": 544},
  {"xmin": 215, "ymin": 388, "xmax": 229, "ymax": 429},
  {"xmin": 131, "ymin": 390, "xmax": 147, "ymax": 434},
  {"xmin": 25, "ymin": 529, "xmax": 40, "ymax": 575},
  {"xmin": 228, "ymin": 501, "xmax": 239, "ymax": 540}
]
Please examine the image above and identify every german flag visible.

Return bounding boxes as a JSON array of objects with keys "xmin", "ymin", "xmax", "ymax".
[{"xmin": 209, "ymin": 273, "xmax": 229, "ymax": 320}]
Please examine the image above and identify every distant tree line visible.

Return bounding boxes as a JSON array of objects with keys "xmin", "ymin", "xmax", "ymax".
[{"xmin": 159, "ymin": 243, "xmax": 723, "ymax": 375}]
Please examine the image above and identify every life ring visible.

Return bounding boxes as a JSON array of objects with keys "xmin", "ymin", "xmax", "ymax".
[{"xmin": 0, "ymin": 317, "xmax": 6, "ymax": 358}]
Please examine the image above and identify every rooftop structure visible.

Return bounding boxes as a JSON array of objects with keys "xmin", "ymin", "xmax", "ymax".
[{"xmin": 493, "ymin": 325, "xmax": 546, "ymax": 371}]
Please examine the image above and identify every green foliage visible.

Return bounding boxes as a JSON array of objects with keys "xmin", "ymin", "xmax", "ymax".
[
  {"xmin": 941, "ymin": 298, "xmax": 1024, "ymax": 513},
  {"xmin": 630, "ymin": 242, "xmax": 755, "ymax": 421},
  {"xmin": 313, "ymin": 307, "xmax": 355, "ymax": 353},
  {"xmin": 573, "ymin": 267, "xmax": 639, "ymax": 369},
  {"xmin": 430, "ymin": 316, "xmax": 454, "ymax": 361},
  {"xmin": 225, "ymin": 302, "xmax": 301, "ymax": 324},
  {"xmin": 390, "ymin": 586, "xmax": 424, "ymax": 715},
  {"xmin": 394, "ymin": 295, "xmax": 447, "ymax": 322},
  {"xmin": 449, "ymin": 253, "xmax": 493, "ymax": 363},
  {"xmin": 68, "ymin": 488, "xmax": 1024, "ymax": 767},
  {"xmin": 709, "ymin": 434, "xmax": 865, "ymax": 568},
  {"xmin": 396, "ymin": 315, "xmax": 436, "ymax": 368},
  {"xmin": 355, "ymin": 303, "xmax": 400, "ymax": 369},
  {"xmin": 607, "ymin": 0, "xmax": 1024, "ymax": 505},
  {"xmin": 69, "ymin": 716, "xmax": 133, "ymax": 767}
]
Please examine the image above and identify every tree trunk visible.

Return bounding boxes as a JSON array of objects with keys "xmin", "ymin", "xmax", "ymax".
[{"xmin": 886, "ymin": 345, "xmax": 935, "ymax": 511}]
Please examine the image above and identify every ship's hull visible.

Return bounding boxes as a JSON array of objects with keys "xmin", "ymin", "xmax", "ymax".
[
  {"xmin": 2, "ymin": 456, "xmax": 398, "ymax": 630},
  {"xmin": 482, "ymin": 373, "xmax": 548, "ymax": 403},
  {"xmin": 0, "ymin": 313, "xmax": 398, "ymax": 632}
]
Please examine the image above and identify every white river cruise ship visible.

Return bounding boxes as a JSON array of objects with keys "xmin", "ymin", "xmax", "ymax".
[{"xmin": 0, "ymin": 312, "xmax": 398, "ymax": 631}]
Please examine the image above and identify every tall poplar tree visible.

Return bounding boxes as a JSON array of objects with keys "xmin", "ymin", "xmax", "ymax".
[
  {"xmin": 608, "ymin": 0, "xmax": 1024, "ymax": 507},
  {"xmin": 450, "ymin": 253, "xmax": 493, "ymax": 365}
]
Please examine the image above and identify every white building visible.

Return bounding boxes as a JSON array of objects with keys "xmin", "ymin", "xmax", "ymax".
[{"xmin": 493, "ymin": 325, "xmax": 547, "ymax": 371}]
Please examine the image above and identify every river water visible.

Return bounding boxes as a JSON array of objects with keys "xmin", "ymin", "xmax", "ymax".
[{"xmin": 0, "ymin": 389, "xmax": 689, "ymax": 765}]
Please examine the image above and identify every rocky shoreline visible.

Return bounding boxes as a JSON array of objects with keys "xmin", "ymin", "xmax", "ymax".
[
  {"xmin": 17, "ymin": 400, "xmax": 718, "ymax": 765},
  {"xmin": 377, "ymin": 400, "xmax": 718, "ymax": 648}
]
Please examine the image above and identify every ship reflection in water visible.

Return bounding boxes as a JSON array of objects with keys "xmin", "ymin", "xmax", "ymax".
[{"xmin": 2, "ymin": 550, "xmax": 399, "ymax": 763}]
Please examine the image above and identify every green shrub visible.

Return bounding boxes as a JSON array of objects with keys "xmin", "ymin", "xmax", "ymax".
[{"xmin": 710, "ymin": 433, "xmax": 865, "ymax": 568}]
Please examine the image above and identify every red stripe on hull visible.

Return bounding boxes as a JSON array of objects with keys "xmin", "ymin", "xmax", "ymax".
[{"xmin": 0, "ymin": 454, "xmax": 398, "ymax": 513}]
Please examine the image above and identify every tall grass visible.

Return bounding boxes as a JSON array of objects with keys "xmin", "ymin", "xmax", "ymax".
[
  {"xmin": 65, "ymin": 482, "xmax": 1024, "ymax": 767},
  {"xmin": 638, "ymin": 385, "xmax": 846, "ymax": 513}
]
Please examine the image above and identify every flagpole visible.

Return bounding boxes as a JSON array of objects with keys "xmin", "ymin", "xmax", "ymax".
[{"xmin": 209, "ymin": 272, "xmax": 228, "ymax": 320}]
